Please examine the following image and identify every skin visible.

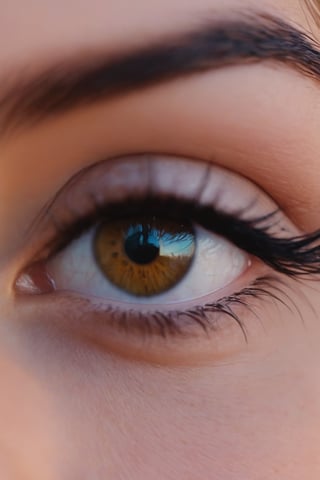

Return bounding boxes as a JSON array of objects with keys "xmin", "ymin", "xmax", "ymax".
[{"xmin": 1, "ymin": 0, "xmax": 320, "ymax": 478}]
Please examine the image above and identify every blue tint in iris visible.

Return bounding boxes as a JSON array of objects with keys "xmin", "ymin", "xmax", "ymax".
[
  {"xmin": 125, "ymin": 223, "xmax": 195, "ymax": 265},
  {"xmin": 125, "ymin": 224, "xmax": 160, "ymax": 265}
]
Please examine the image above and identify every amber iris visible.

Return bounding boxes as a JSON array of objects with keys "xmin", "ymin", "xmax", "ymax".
[{"xmin": 94, "ymin": 216, "xmax": 196, "ymax": 297}]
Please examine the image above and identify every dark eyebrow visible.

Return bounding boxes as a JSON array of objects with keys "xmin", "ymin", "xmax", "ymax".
[{"xmin": 1, "ymin": 12, "xmax": 320, "ymax": 135}]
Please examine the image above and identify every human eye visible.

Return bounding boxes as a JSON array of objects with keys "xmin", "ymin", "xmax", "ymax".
[{"xmin": 13, "ymin": 155, "xmax": 320, "ymax": 364}]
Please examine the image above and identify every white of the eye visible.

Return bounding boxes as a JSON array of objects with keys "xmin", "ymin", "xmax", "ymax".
[{"xmin": 47, "ymin": 225, "xmax": 249, "ymax": 305}]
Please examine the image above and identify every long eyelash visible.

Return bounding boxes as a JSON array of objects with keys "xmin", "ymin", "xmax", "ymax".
[
  {"xmin": 90, "ymin": 275, "xmax": 306, "ymax": 341},
  {"xmin": 44, "ymin": 195, "xmax": 320, "ymax": 277}
]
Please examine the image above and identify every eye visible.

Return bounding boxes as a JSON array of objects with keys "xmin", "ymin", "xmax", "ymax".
[
  {"xmin": 46, "ymin": 214, "xmax": 248, "ymax": 303},
  {"xmin": 14, "ymin": 155, "xmax": 320, "ymax": 363}
]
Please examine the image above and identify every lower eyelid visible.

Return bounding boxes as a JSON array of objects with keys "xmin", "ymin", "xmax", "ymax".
[
  {"xmin": 12, "ymin": 271, "xmax": 276, "ymax": 366},
  {"xmin": 13, "ymin": 260, "xmax": 272, "ymax": 363}
]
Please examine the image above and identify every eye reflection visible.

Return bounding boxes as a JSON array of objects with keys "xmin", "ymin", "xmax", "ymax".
[{"xmin": 94, "ymin": 216, "xmax": 196, "ymax": 297}]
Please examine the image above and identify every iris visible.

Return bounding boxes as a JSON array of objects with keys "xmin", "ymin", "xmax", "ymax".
[{"xmin": 94, "ymin": 216, "xmax": 196, "ymax": 297}]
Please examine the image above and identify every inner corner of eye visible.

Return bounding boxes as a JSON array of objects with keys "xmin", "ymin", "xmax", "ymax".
[{"xmin": 14, "ymin": 262, "xmax": 56, "ymax": 296}]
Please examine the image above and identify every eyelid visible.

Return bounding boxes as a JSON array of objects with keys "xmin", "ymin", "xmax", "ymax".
[
  {"xmin": 12, "ymin": 272, "xmax": 299, "ymax": 365},
  {"xmin": 26, "ymin": 154, "xmax": 284, "ymax": 248},
  {"xmin": 31, "ymin": 156, "xmax": 266, "ymax": 222},
  {"xmin": 16, "ymin": 154, "xmax": 320, "ymax": 284}
]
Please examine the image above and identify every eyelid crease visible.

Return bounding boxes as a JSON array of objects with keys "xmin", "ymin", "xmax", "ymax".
[
  {"xmin": 24, "ymin": 153, "xmax": 281, "ymax": 243},
  {"xmin": 19, "ymin": 153, "xmax": 320, "ymax": 294}
]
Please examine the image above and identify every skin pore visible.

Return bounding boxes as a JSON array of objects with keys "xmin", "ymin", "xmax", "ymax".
[{"xmin": 1, "ymin": 0, "xmax": 320, "ymax": 478}]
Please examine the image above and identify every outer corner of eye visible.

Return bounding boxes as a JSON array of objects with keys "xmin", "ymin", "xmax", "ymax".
[{"xmin": 14, "ymin": 263, "xmax": 56, "ymax": 296}]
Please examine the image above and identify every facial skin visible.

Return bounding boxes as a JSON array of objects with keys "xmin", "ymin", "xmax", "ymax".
[{"xmin": 1, "ymin": 0, "xmax": 320, "ymax": 478}]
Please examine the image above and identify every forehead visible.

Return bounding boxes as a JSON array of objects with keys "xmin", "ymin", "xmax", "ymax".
[{"xmin": 0, "ymin": 0, "xmax": 309, "ymax": 70}]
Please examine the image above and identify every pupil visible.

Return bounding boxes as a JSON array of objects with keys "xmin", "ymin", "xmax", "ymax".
[{"xmin": 124, "ymin": 225, "xmax": 160, "ymax": 265}]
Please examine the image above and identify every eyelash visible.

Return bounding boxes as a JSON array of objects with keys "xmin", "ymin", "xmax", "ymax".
[
  {"xmin": 92, "ymin": 275, "xmax": 300, "ymax": 341},
  {"xmin": 44, "ymin": 195, "xmax": 320, "ymax": 276},
  {"xmin": 22, "ymin": 194, "xmax": 320, "ymax": 340}
]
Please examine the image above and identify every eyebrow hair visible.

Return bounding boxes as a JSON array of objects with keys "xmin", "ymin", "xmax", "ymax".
[{"xmin": 1, "ymin": 12, "xmax": 320, "ymax": 135}]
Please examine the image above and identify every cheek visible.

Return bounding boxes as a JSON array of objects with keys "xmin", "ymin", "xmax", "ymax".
[
  {"xmin": 52, "ymin": 306, "xmax": 320, "ymax": 479},
  {"xmin": 0, "ymin": 352, "xmax": 62, "ymax": 479},
  {"xmin": 4, "ymin": 282, "xmax": 320, "ymax": 479},
  {"xmin": 59, "ymin": 350, "xmax": 320, "ymax": 480}
]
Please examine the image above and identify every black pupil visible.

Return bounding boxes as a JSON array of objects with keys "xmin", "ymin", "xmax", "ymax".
[{"xmin": 124, "ymin": 225, "xmax": 160, "ymax": 265}]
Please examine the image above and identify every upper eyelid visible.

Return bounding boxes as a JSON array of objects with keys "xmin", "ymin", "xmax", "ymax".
[
  {"xmin": 18, "ymin": 153, "xmax": 320, "ymax": 280},
  {"xmin": 27, "ymin": 154, "xmax": 277, "ymax": 236},
  {"xmin": 19, "ymin": 154, "xmax": 281, "ymax": 278}
]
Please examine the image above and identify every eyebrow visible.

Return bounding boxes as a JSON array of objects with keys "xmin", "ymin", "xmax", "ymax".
[{"xmin": 1, "ymin": 12, "xmax": 320, "ymax": 135}]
